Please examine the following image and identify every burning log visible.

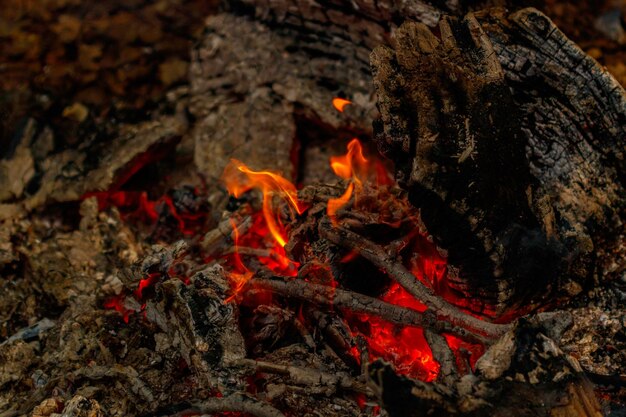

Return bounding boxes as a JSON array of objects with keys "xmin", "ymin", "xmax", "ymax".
[{"xmin": 318, "ymin": 220, "xmax": 511, "ymax": 340}]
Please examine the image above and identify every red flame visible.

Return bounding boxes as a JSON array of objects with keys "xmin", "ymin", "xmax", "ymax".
[
  {"xmin": 220, "ymin": 160, "xmax": 305, "ymax": 300},
  {"xmin": 327, "ymin": 139, "xmax": 368, "ymax": 221}
]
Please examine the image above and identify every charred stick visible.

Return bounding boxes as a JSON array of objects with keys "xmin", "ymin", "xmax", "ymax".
[
  {"xmin": 424, "ymin": 329, "xmax": 458, "ymax": 386},
  {"xmin": 248, "ymin": 277, "xmax": 487, "ymax": 344},
  {"xmin": 308, "ymin": 309, "xmax": 361, "ymax": 369},
  {"xmin": 290, "ymin": 314, "xmax": 316, "ymax": 350},
  {"xmin": 236, "ymin": 359, "xmax": 372, "ymax": 395},
  {"xmin": 318, "ymin": 220, "xmax": 511, "ymax": 341},
  {"xmin": 175, "ymin": 394, "xmax": 285, "ymax": 417},
  {"xmin": 222, "ymin": 246, "xmax": 273, "ymax": 258},
  {"xmin": 202, "ymin": 215, "xmax": 252, "ymax": 254},
  {"xmin": 356, "ymin": 335, "xmax": 370, "ymax": 376},
  {"xmin": 73, "ymin": 365, "xmax": 154, "ymax": 403}
]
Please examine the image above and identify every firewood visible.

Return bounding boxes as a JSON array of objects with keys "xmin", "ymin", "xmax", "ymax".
[
  {"xmin": 248, "ymin": 276, "xmax": 488, "ymax": 344},
  {"xmin": 371, "ymin": 9, "xmax": 626, "ymax": 317},
  {"xmin": 319, "ymin": 219, "xmax": 511, "ymax": 340}
]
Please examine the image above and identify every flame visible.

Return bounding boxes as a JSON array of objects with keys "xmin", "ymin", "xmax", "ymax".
[
  {"xmin": 332, "ymin": 97, "xmax": 352, "ymax": 112},
  {"xmin": 222, "ymin": 160, "xmax": 306, "ymax": 248},
  {"xmin": 220, "ymin": 161, "xmax": 303, "ymax": 300},
  {"xmin": 330, "ymin": 138, "xmax": 368, "ymax": 181},
  {"xmin": 225, "ymin": 219, "xmax": 254, "ymax": 303},
  {"xmin": 327, "ymin": 139, "xmax": 370, "ymax": 221}
]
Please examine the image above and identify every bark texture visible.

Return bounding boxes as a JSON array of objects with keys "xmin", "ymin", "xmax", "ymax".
[{"xmin": 372, "ymin": 9, "xmax": 626, "ymax": 316}]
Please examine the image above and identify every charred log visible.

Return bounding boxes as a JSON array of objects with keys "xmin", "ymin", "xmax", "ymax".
[{"xmin": 371, "ymin": 9, "xmax": 626, "ymax": 317}]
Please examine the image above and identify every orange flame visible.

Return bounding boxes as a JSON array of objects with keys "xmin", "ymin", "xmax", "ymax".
[
  {"xmin": 327, "ymin": 139, "xmax": 369, "ymax": 221},
  {"xmin": 222, "ymin": 159, "xmax": 306, "ymax": 247},
  {"xmin": 332, "ymin": 97, "xmax": 352, "ymax": 112},
  {"xmin": 327, "ymin": 182, "xmax": 354, "ymax": 221},
  {"xmin": 225, "ymin": 219, "xmax": 253, "ymax": 303}
]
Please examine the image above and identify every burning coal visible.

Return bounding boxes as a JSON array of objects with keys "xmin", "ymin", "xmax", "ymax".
[{"xmin": 216, "ymin": 135, "xmax": 479, "ymax": 381}]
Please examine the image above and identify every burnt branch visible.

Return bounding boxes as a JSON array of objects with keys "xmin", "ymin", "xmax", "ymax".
[
  {"xmin": 424, "ymin": 330, "xmax": 458, "ymax": 387},
  {"xmin": 318, "ymin": 219, "xmax": 511, "ymax": 341},
  {"xmin": 249, "ymin": 277, "xmax": 488, "ymax": 345},
  {"xmin": 236, "ymin": 359, "xmax": 372, "ymax": 395},
  {"xmin": 177, "ymin": 394, "xmax": 286, "ymax": 417}
]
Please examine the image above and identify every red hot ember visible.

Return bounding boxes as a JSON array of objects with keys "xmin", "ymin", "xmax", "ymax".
[{"xmin": 218, "ymin": 137, "xmax": 483, "ymax": 381}]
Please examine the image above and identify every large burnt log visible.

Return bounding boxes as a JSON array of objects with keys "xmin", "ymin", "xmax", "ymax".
[{"xmin": 372, "ymin": 9, "xmax": 626, "ymax": 317}]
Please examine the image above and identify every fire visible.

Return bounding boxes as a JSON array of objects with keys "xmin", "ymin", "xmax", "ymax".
[
  {"xmin": 225, "ymin": 219, "xmax": 254, "ymax": 303},
  {"xmin": 332, "ymin": 97, "xmax": 352, "ymax": 112},
  {"xmin": 327, "ymin": 138, "xmax": 392, "ymax": 222},
  {"xmin": 345, "ymin": 282, "xmax": 440, "ymax": 381},
  {"xmin": 330, "ymin": 138, "xmax": 368, "ymax": 182},
  {"xmin": 221, "ymin": 160, "xmax": 306, "ymax": 248},
  {"xmin": 220, "ymin": 162, "xmax": 303, "ymax": 300},
  {"xmin": 327, "ymin": 139, "xmax": 370, "ymax": 221},
  {"xmin": 84, "ymin": 189, "xmax": 206, "ymax": 236}
]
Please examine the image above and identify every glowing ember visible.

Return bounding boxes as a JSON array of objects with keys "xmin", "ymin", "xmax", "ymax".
[
  {"xmin": 134, "ymin": 273, "xmax": 161, "ymax": 299},
  {"xmin": 332, "ymin": 97, "xmax": 352, "ymax": 112},
  {"xmin": 84, "ymin": 189, "xmax": 206, "ymax": 236},
  {"xmin": 103, "ymin": 294, "xmax": 133, "ymax": 324},
  {"xmin": 222, "ymin": 160, "xmax": 306, "ymax": 248},
  {"xmin": 345, "ymin": 282, "xmax": 440, "ymax": 381}
]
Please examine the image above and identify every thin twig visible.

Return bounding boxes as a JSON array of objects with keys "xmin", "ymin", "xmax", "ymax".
[
  {"xmin": 222, "ymin": 246, "xmax": 273, "ymax": 258},
  {"xmin": 248, "ymin": 277, "xmax": 488, "ymax": 344},
  {"xmin": 291, "ymin": 314, "xmax": 316, "ymax": 349},
  {"xmin": 174, "ymin": 394, "xmax": 285, "ymax": 417},
  {"xmin": 318, "ymin": 219, "xmax": 511, "ymax": 341},
  {"xmin": 202, "ymin": 215, "xmax": 252, "ymax": 254},
  {"xmin": 236, "ymin": 358, "xmax": 372, "ymax": 395}
]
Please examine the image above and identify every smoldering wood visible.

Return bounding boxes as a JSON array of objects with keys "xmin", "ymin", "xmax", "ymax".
[
  {"xmin": 367, "ymin": 320, "xmax": 603, "ymax": 417},
  {"xmin": 189, "ymin": 12, "xmax": 378, "ymax": 181},
  {"xmin": 145, "ymin": 265, "xmax": 247, "ymax": 390},
  {"xmin": 247, "ymin": 276, "xmax": 488, "ymax": 344},
  {"xmin": 236, "ymin": 358, "xmax": 371, "ymax": 395},
  {"xmin": 371, "ymin": 9, "xmax": 626, "ymax": 317},
  {"xmin": 0, "ymin": 115, "xmax": 187, "ymax": 216},
  {"xmin": 319, "ymin": 219, "xmax": 511, "ymax": 340}
]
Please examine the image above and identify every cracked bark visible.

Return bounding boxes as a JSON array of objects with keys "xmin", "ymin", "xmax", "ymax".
[{"xmin": 371, "ymin": 9, "xmax": 626, "ymax": 317}]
